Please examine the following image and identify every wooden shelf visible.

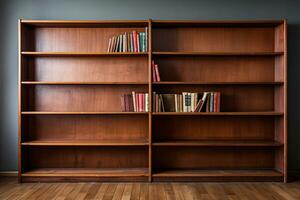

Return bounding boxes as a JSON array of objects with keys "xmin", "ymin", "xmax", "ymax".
[
  {"xmin": 152, "ymin": 112, "xmax": 284, "ymax": 116},
  {"xmin": 21, "ymin": 19, "xmax": 149, "ymax": 27},
  {"xmin": 152, "ymin": 169, "xmax": 283, "ymax": 178},
  {"xmin": 152, "ymin": 52, "xmax": 284, "ymax": 56},
  {"xmin": 152, "ymin": 140, "xmax": 283, "ymax": 147},
  {"xmin": 21, "ymin": 51, "xmax": 148, "ymax": 56},
  {"xmin": 21, "ymin": 111, "xmax": 149, "ymax": 115},
  {"xmin": 22, "ymin": 168, "xmax": 149, "ymax": 177},
  {"xmin": 22, "ymin": 81, "xmax": 148, "ymax": 85},
  {"xmin": 22, "ymin": 140, "xmax": 148, "ymax": 146},
  {"xmin": 153, "ymin": 81, "xmax": 284, "ymax": 85}
]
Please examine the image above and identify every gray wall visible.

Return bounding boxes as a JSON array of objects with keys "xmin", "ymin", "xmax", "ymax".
[{"xmin": 0, "ymin": 0, "xmax": 300, "ymax": 171}]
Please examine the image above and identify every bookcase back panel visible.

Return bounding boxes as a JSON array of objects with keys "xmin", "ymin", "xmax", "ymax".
[
  {"xmin": 22, "ymin": 85, "xmax": 148, "ymax": 112},
  {"xmin": 154, "ymin": 56, "xmax": 275, "ymax": 82},
  {"xmin": 153, "ymin": 116, "xmax": 274, "ymax": 141},
  {"xmin": 154, "ymin": 85, "xmax": 274, "ymax": 112},
  {"xmin": 28, "ymin": 146, "xmax": 148, "ymax": 168},
  {"xmin": 24, "ymin": 115, "xmax": 148, "ymax": 141},
  {"xmin": 23, "ymin": 27, "xmax": 146, "ymax": 52},
  {"xmin": 153, "ymin": 147, "xmax": 274, "ymax": 169},
  {"xmin": 24, "ymin": 57, "xmax": 148, "ymax": 82},
  {"xmin": 153, "ymin": 27, "xmax": 276, "ymax": 52}
]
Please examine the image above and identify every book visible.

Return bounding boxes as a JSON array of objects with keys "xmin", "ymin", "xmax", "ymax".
[
  {"xmin": 152, "ymin": 61, "xmax": 157, "ymax": 82},
  {"xmin": 145, "ymin": 93, "xmax": 149, "ymax": 112},
  {"xmin": 154, "ymin": 64, "xmax": 160, "ymax": 82},
  {"xmin": 194, "ymin": 92, "xmax": 208, "ymax": 112},
  {"xmin": 182, "ymin": 92, "xmax": 187, "ymax": 112},
  {"xmin": 132, "ymin": 91, "xmax": 136, "ymax": 112},
  {"xmin": 175, "ymin": 94, "xmax": 178, "ymax": 112},
  {"xmin": 139, "ymin": 32, "xmax": 143, "ymax": 52},
  {"xmin": 159, "ymin": 94, "xmax": 165, "ymax": 112},
  {"xmin": 216, "ymin": 92, "xmax": 221, "ymax": 112},
  {"xmin": 107, "ymin": 38, "xmax": 112, "ymax": 52},
  {"xmin": 161, "ymin": 94, "xmax": 175, "ymax": 112}
]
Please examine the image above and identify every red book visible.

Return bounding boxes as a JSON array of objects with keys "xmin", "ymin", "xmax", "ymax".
[
  {"xmin": 136, "ymin": 32, "xmax": 140, "ymax": 52},
  {"xmin": 125, "ymin": 94, "xmax": 131, "ymax": 112},
  {"xmin": 135, "ymin": 92, "xmax": 139, "ymax": 112},
  {"xmin": 133, "ymin": 31, "xmax": 137, "ymax": 52},
  {"xmin": 154, "ymin": 64, "xmax": 160, "ymax": 82},
  {"xmin": 152, "ymin": 61, "xmax": 157, "ymax": 82},
  {"xmin": 138, "ymin": 93, "xmax": 143, "ymax": 112}
]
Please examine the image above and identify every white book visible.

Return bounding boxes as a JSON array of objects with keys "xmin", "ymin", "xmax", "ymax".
[
  {"xmin": 145, "ymin": 93, "xmax": 149, "ymax": 112},
  {"xmin": 191, "ymin": 93, "xmax": 194, "ymax": 112},
  {"xmin": 132, "ymin": 91, "xmax": 136, "ymax": 112}
]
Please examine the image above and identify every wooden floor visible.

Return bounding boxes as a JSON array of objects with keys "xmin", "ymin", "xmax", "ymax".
[{"xmin": 1, "ymin": 177, "xmax": 300, "ymax": 200}]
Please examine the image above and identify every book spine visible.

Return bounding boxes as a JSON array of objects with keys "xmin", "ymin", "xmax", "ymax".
[
  {"xmin": 127, "ymin": 94, "xmax": 134, "ymax": 112},
  {"xmin": 152, "ymin": 61, "xmax": 157, "ymax": 82},
  {"xmin": 175, "ymin": 94, "xmax": 178, "ymax": 112},
  {"xmin": 216, "ymin": 92, "xmax": 221, "ymax": 112},
  {"xmin": 139, "ymin": 93, "xmax": 143, "ymax": 112},
  {"xmin": 213, "ymin": 92, "xmax": 217, "ymax": 112},
  {"xmin": 210, "ymin": 92, "xmax": 214, "ymax": 112},
  {"xmin": 179, "ymin": 95, "xmax": 182, "ymax": 112},
  {"xmin": 155, "ymin": 94, "xmax": 159, "ymax": 112},
  {"xmin": 145, "ymin": 93, "xmax": 149, "ymax": 112},
  {"xmin": 182, "ymin": 92, "xmax": 187, "ymax": 112},
  {"xmin": 119, "ymin": 35, "xmax": 122, "ymax": 52},
  {"xmin": 152, "ymin": 92, "xmax": 156, "ymax": 112},
  {"xmin": 143, "ymin": 93, "xmax": 145, "ymax": 112},
  {"xmin": 133, "ymin": 31, "xmax": 137, "ymax": 52},
  {"xmin": 159, "ymin": 94, "xmax": 165, "ymax": 112},
  {"xmin": 139, "ymin": 32, "xmax": 143, "ymax": 52},
  {"xmin": 137, "ymin": 32, "xmax": 140, "ymax": 52},
  {"xmin": 107, "ymin": 38, "xmax": 112, "ymax": 52},
  {"xmin": 191, "ymin": 93, "xmax": 194, "ymax": 112},
  {"xmin": 154, "ymin": 64, "xmax": 160, "ymax": 82},
  {"xmin": 132, "ymin": 91, "xmax": 136, "ymax": 112},
  {"xmin": 123, "ymin": 33, "xmax": 126, "ymax": 52}
]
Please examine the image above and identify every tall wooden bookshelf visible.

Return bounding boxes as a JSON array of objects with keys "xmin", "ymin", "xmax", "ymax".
[{"xmin": 19, "ymin": 19, "xmax": 287, "ymax": 182}]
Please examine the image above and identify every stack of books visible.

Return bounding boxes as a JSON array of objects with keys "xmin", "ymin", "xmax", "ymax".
[
  {"xmin": 121, "ymin": 92, "xmax": 149, "ymax": 112},
  {"xmin": 107, "ymin": 28, "xmax": 148, "ymax": 52},
  {"xmin": 152, "ymin": 60, "xmax": 161, "ymax": 82},
  {"xmin": 153, "ymin": 92, "xmax": 221, "ymax": 112}
]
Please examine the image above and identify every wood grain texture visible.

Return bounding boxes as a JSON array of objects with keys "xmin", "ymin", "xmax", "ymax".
[{"xmin": 3, "ymin": 177, "xmax": 300, "ymax": 199}]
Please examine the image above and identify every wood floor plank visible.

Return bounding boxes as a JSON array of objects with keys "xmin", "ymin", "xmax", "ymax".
[{"xmin": 0, "ymin": 178, "xmax": 300, "ymax": 200}]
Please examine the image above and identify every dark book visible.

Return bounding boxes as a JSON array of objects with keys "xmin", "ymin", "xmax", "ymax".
[{"xmin": 161, "ymin": 94, "xmax": 175, "ymax": 112}]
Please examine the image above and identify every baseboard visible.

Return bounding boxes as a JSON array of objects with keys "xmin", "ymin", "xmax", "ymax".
[{"xmin": 0, "ymin": 171, "xmax": 18, "ymax": 177}]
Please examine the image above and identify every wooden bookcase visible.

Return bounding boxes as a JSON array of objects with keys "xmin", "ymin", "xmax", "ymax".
[{"xmin": 18, "ymin": 19, "xmax": 287, "ymax": 182}]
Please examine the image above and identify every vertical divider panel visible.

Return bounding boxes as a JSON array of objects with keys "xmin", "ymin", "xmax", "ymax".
[{"xmin": 148, "ymin": 19, "xmax": 153, "ymax": 182}]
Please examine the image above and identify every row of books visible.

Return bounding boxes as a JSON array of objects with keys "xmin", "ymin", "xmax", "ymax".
[
  {"xmin": 107, "ymin": 28, "xmax": 148, "ymax": 52},
  {"xmin": 152, "ymin": 61, "xmax": 161, "ymax": 82},
  {"xmin": 153, "ymin": 92, "xmax": 221, "ymax": 112},
  {"xmin": 121, "ymin": 92, "xmax": 149, "ymax": 112}
]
